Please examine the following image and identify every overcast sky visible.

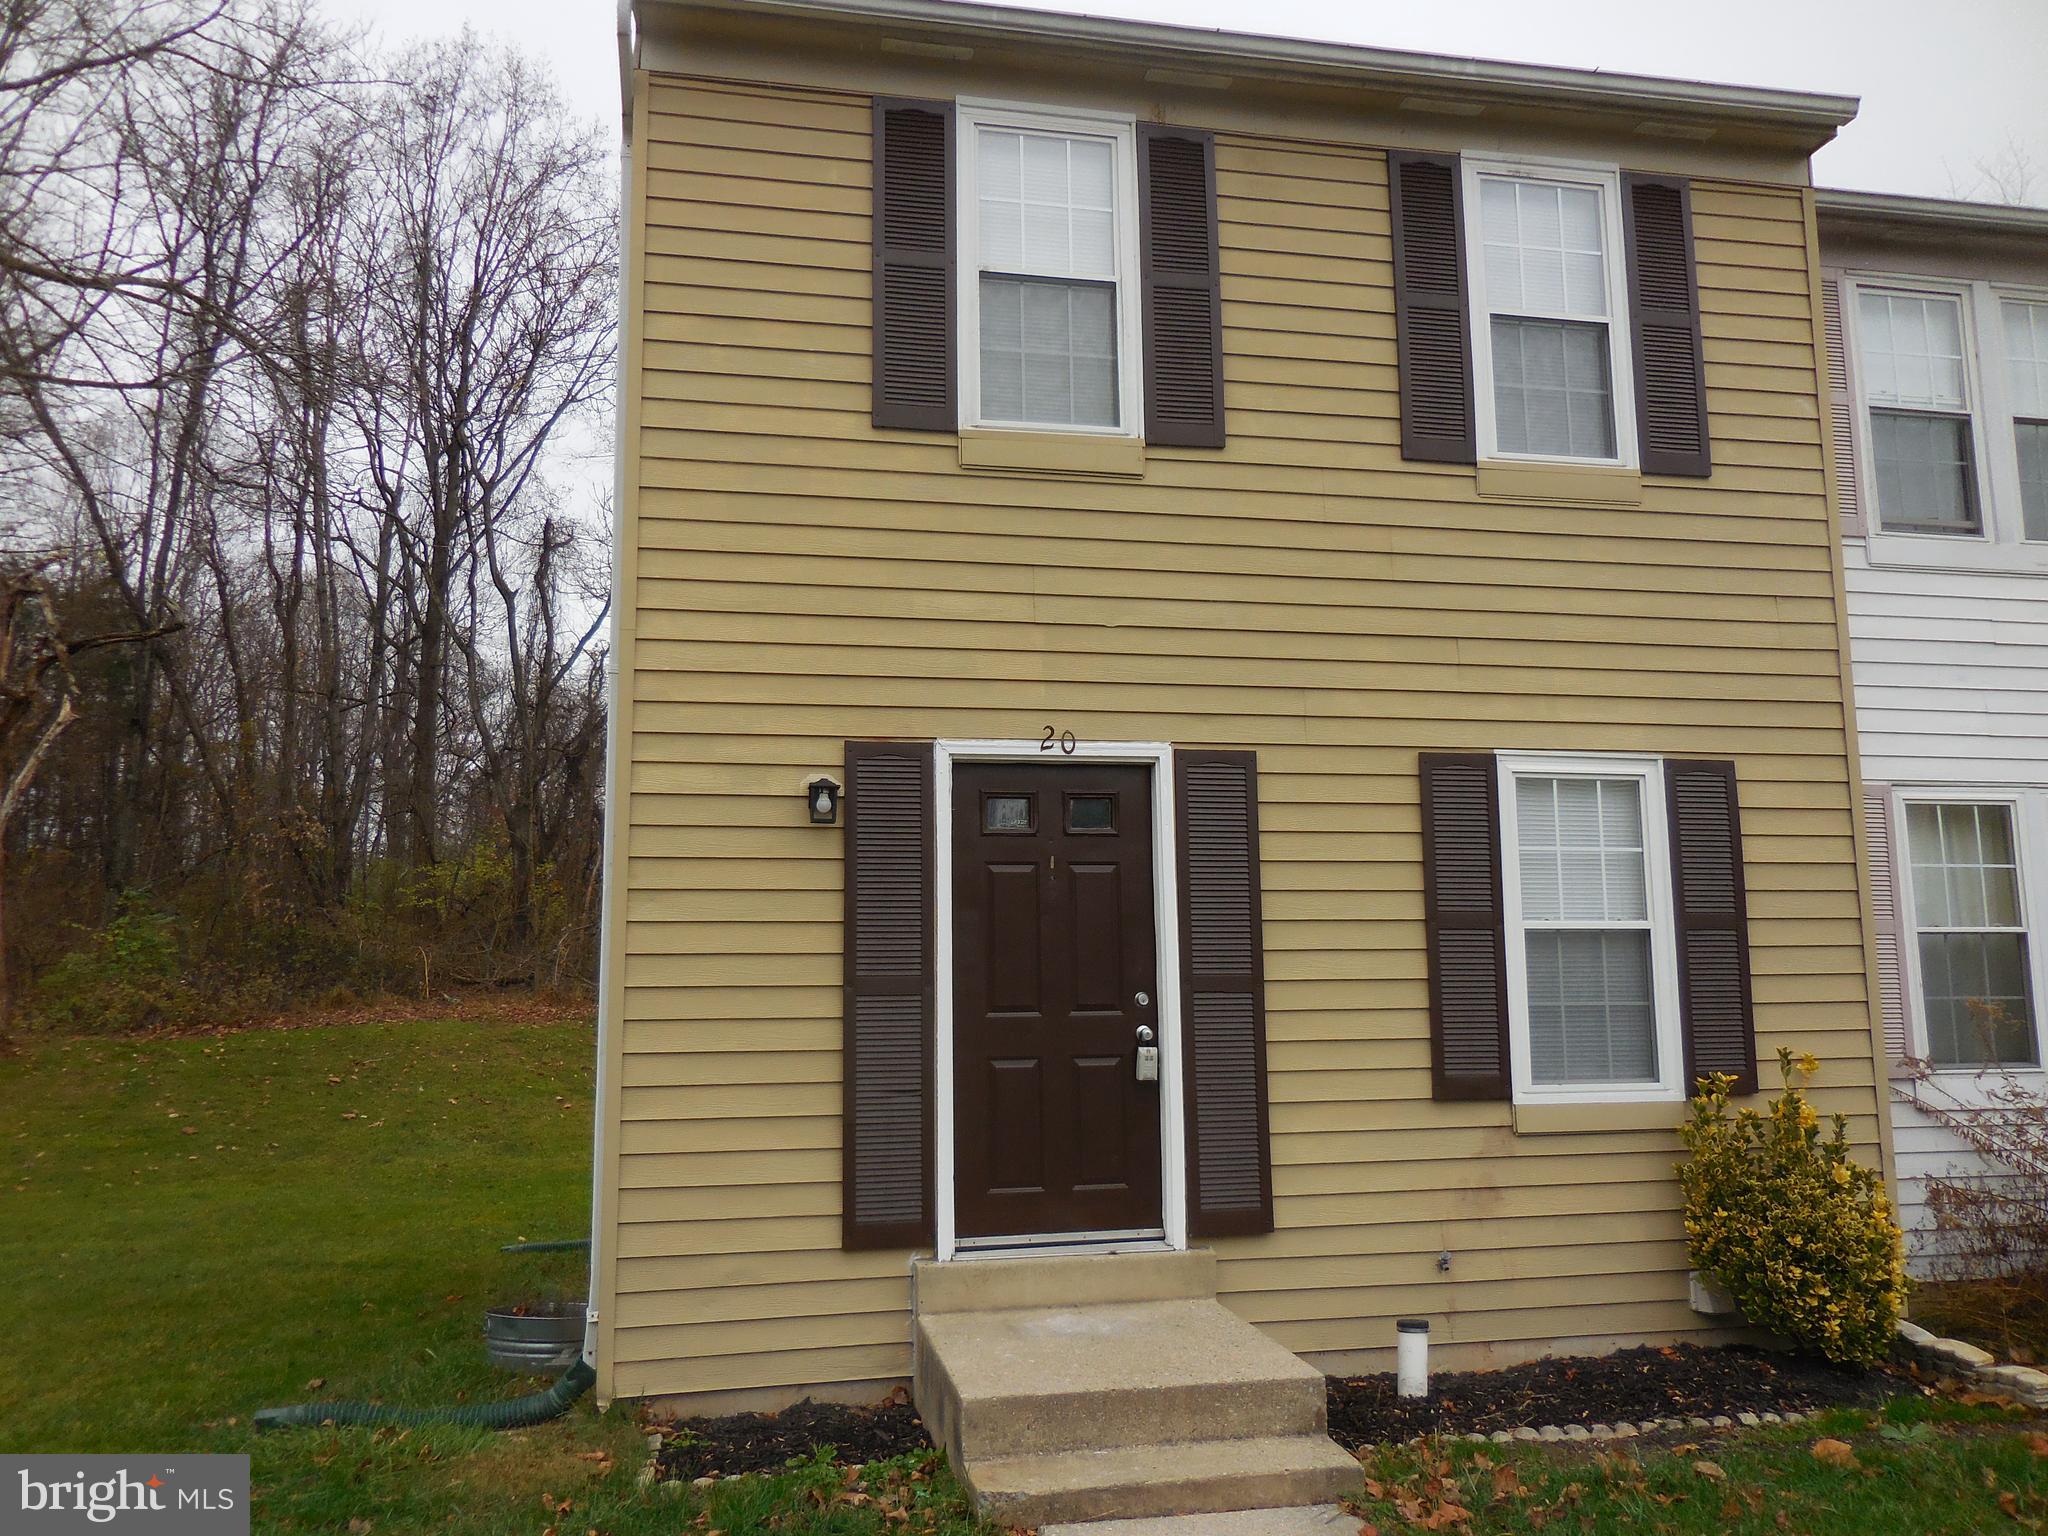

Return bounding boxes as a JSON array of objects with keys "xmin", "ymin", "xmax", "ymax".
[{"xmin": 332, "ymin": 0, "xmax": 2047, "ymax": 204}]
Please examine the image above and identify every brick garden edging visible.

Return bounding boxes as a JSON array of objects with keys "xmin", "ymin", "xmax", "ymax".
[
  {"xmin": 1896, "ymin": 1319, "xmax": 2048, "ymax": 1408},
  {"xmin": 1429, "ymin": 1410, "xmax": 1812, "ymax": 1448}
]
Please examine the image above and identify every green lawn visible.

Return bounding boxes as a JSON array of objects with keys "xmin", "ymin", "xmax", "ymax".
[
  {"xmin": 0, "ymin": 1014, "xmax": 985, "ymax": 1535},
  {"xmin": 8, "ymin": 1012, "xmax": 2048, "ymax": 1536},
  {"xmin": 1350, "ymin": 1395, "xmax": 2048, "ymax": 1534}
]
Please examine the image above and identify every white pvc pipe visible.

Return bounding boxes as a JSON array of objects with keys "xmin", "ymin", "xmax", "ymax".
[{"xmin": 1396, "ymin": 1319, "xmax": 1430, "ymax": 1399}]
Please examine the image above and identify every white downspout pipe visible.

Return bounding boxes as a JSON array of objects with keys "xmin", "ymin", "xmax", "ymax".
[{"xmin": 583, "ymin": 0, "xmax": 637, "ymax": 1378}]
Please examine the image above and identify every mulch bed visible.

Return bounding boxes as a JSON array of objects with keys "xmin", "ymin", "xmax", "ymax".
[
  {"xmin": 655, "ymin": 1392, "xmax": 932, "ymax": 1479},
  {"xmin": 1327, "ymin": 1343, "xmax": 1908, "ymax": 1447}
]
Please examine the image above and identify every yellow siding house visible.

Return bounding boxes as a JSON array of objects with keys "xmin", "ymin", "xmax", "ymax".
[{"xmin": 591, "ymin": 0, "xmax": 1891, "ymax": 1412}]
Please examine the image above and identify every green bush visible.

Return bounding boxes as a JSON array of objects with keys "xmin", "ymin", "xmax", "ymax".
[
  {"xmin": 24, "ymin": 897, "xmax": 208, "ymax": 1033},
  {"xmin": 1678, "ymin": 1047, "xmax": 1907, "ymax": 1365}
]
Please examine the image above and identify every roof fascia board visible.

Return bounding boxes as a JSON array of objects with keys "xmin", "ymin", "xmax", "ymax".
[{"xmin": 637, "ymin": 0, "xmax": 1856, "ymax": 144}]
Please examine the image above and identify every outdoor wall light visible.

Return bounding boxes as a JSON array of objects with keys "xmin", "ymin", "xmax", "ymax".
[{"xmin": 806, "ymin": 777, "xmax": 842, "ymax": 825}]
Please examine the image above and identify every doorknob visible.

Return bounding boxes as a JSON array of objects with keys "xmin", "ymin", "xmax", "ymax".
[{"xmin": 1135, "ymin": 1024, "xmax": 1155, "ymax": 1044}]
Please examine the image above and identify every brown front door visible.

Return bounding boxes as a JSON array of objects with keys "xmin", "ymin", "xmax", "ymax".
[{"xmin": 952, "ymin": 762, "xmax": 1163, "ymax": 1240}]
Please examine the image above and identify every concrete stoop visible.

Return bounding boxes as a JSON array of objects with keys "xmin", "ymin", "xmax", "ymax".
[{"xmin": 911, "ymin": 1250, "xmax": 1359, "ymax": 1527}]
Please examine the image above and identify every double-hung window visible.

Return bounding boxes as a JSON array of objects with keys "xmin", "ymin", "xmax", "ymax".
[
  {"xmin": 1903, "ymin": 799, "xmax": 2038, "ymax": 1069},
  {"xmin": 1859, "ymin": 289, "xmax": 1981, "ymax": 535},
  {"xmin": 2006, "ymin": 298, "xmax": 2048, "ymax": 541},
  {"xmin": 958, "ymin": 103, "xmax": 1140, "ymax": 435},
  {"xmin": 1497, "ymin": 755, "xmax": 1683, "ymax": 1102},
  {"xmin": 1465, "ymin": 163, "xmax": 1636, "ymax": 466}
]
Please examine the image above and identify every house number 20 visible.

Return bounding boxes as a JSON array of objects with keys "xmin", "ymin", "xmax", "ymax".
[{"xmin": 1040, "ymin": 727, "xmax": 1077, "ymax": 755}]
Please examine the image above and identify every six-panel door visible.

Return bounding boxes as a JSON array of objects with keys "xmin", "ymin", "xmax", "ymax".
[{"xmin": 951, "ymin": 762, "xmax": 1163, "ymax": 1239}]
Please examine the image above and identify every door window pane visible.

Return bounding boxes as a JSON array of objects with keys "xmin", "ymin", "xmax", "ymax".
[
  {"xmin": 1065, "ymin": 794, "xmax": 1115, "ymax": 832},
  {"xmin": 984, "ymin": 794, "xmax": 1034, "ymax": 833},
  {"xmin": 1871, "ymin": 410, "xmax": 1979, "ymax": 533},
  {"xmin": 1491, "ymin": 317, "xmax": 1615, "ymax": 459},
  {"xmin": 1525, "ymin": 929, "xmax": 1657, "ymax": 1084}
]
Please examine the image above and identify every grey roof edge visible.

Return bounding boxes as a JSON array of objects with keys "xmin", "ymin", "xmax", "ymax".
[
  {"xmin": 641, "ymin": 0, "xmax": 1859, "ymax": 137},
  {"xmin": 1815, "ymin": 188, "xmax": 2048, "ymax": 238}
]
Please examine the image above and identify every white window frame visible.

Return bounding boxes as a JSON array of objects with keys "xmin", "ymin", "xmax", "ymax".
[
  {"xmin": 1462, "ymin": 156, "xmax": 1639, "ymax": 471},
  {"xmin": 1849, "ymin": 272, "xmax": 2048, "ymax": 574},
  {"xmin": 1496, "ymin": 752, "xmax": 1686, "ymax": 1105},
  {"xmin": 955, "ymin": 99, "xmax": 1145, "ymax": 439},
  {"xmin": 931, "ymin": 739, "xmax": 1187, "ymax": 1262},
  {"xmin": 1895, "ymin": 787, "xmax": 2048, "ymax": 1084}
]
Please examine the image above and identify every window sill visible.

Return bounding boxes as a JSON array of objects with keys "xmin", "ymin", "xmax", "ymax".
[
  {"xmin": 1475, "ymin": 460, "xmax": 1644, "ymax": 506},
  {"xmin": 959, "ymin": 429, "xmax": 1146, "ymax": 480},
  {"xmin": 1857, "ymin": 530, "xmax": 2048, "ymax": 576},
  {"xmin": 1512, "ymin": 1099, "xmax": 1686, "ymax": 1136}
]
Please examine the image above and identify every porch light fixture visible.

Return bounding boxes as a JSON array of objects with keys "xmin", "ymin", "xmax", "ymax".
[{"xmin": 806, "ymin": 777, "xmax": 842, "ymax": 825}]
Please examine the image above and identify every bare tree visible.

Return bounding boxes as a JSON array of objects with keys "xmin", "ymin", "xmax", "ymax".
[{"xmin": 353, "ymin": 33, "xmax": 615, "ymax": 870}]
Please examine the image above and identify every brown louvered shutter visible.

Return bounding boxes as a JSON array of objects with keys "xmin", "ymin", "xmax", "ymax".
[
  {"xmin": 1863, "ymin": 784, "xmax": 1911, "ymax": 1062},
  {"xmin": 1665, "ymin": 760, "xmax": 1758, "ymax": 1094},
  {"xmin": 842, "ymin": 740, "xmax": 935, "ymax": 1249},
  {"xmin": 1420, "ymin": 754, "xmax": 1511, "ymax": 1099},
  {"xmin": 1822, "ymin": 275, "xmax": 1865, "ymax": 534},
  {"xmin": 1175, "ymin": 749, "xmax": 1273, "ymax": 1236},
  {"xmin": 1139, "ymin": 125, "xmax": 1224, "ymax": 448},
  {"xmin": 1388, "ymin": 151, "xmax": 1475, "ymax": 464},
  {"xmin": 871, "ymin": 99, "xmax": 954, "ymax": 432},
  {"xmin": 1622, "ymin": 173, "xmax": 1712, "ymax": 477}
]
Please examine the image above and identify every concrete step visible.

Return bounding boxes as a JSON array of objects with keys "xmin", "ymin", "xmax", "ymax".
[
  {"xmin": 961, "ymin": 1434, "xmax": 1362, "ymax": 1527},
  {"xmin": 913, "ymin": 1249, "xmax": 1217, "ymax": 1314},
  {"xmin": 1040, "ymin": 1505, "xmax": 1356, "ymax": 1536},
  {"xmin": 916, "ymin": 1297, "xmax": 1328, "ymax": 1460}
]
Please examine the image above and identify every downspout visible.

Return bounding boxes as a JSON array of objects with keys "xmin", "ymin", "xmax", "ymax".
[{"xmin": 584, "ymin": 0, "xmax": 638, "ymax": 1383}]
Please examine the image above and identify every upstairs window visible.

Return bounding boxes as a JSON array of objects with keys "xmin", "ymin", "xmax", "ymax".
[
  {"xmin": 1465, "ymin": 164, "xmax": 1636, "ymax": 467},
  {"xmin": 958, "ymin": 104, "xmax": 1140, "ymax": 435},
  {"xmin": 1858, "ymin": 289, "xmax": 1981, "ymax": 536},
  {"xmin": 2006, "ymin": 298, "xmax": 2048, "ymax": 542}
]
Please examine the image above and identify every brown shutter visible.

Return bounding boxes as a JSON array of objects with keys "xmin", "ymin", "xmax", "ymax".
[
  {"xmin": 1419, "ymin": 753, "xmax": 1511, "ymax": 1099},
  {"xmin": 1822, "ymin": 275, "xmax": 1865, "ymax": 535},
  {"xmin": 872, "ymin": 99, "xmax": 954, "ymax": 432},
  {"xmin": 1665, "ymin": 759, "xmax": 1758, "ymax": 1094},
  {"xmin": 842, "ymin": 740, "xmax": 935, "ymax": 1249},
  {"xmin": 1863, "ymin": 784, "xmax": 1911, "ymax": 1062},
  {"xmin": 1622, "ymin": 173, "xmax": 1712, "ymax": 478},
  {"xmin": 1139, "ymin": 125, "xmax": 1224, "ymax": 448},
  {"xmin": 1175, "ymin": 749, "xmax": 1273, "ymax": 1237},
  {"xmin": 1388, "ymin": 151, "xmax": 1476, "ymax": 464}
]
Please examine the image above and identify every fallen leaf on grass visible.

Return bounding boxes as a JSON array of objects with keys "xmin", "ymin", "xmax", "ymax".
[
  {"xmin": 2027, "ymin": 1432, "xmax": 2048, "ymax": 1458},
  {"xmin": 1692, "ymin": 1461, "xmax": 1726, "ymax": 1481},
  {"xmin": 1811, "ymin": 1439, "xmax": 1858, "ymax": 1468}
]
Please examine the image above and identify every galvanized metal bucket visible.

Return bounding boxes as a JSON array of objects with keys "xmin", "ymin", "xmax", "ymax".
[{"xmin": 484, "ymin": 1301, "xmax": 587, "ymax": 1373}]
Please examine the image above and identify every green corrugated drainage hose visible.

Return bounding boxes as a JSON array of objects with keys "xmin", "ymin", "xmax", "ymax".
[{"xmin": 253, "ymin": 1358, "xmax": 595, "ymax": 1432}]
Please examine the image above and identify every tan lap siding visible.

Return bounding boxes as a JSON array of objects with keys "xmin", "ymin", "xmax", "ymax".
[{"xmin": 613, "ymin": 76, "xmax": 1872, "ymax": 1394}]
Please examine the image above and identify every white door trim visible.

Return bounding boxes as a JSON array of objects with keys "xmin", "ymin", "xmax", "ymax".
[{"xmin": 933, "ymin": 738, "xmax": 1188, "ymax": 1262}]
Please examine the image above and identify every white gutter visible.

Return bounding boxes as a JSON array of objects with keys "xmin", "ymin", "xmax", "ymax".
[
  {"xmin": 645, "ymin": 0, "xmax": 1858, "ymax": 140},
  {"xmin": 1815, "ymin": 188, "xmax": 2048, "ymax": 237}
]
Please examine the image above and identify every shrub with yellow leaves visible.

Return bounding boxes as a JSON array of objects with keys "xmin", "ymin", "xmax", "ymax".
[{"xmin": 1677, "ymin": 1047, "xmax": 1907, "ymax": 1365}]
